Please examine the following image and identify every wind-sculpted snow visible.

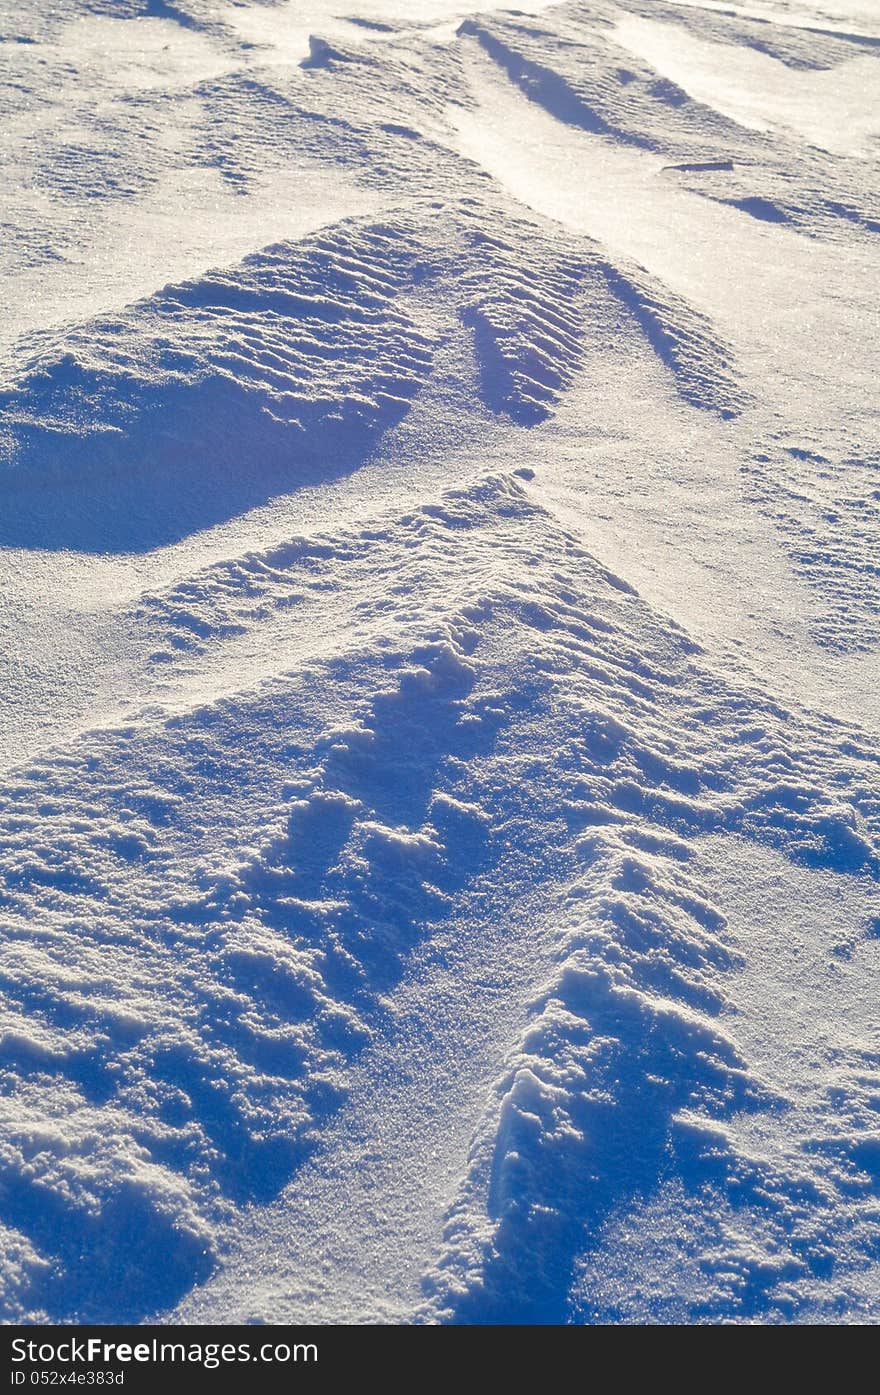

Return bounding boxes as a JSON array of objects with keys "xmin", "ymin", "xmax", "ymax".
[
  {"xmin": 617, "ymin": 0, "xmax": 880, "ymax": 71},
  {"xmin": 2, "ymin": 0, "xmax": 879, "ymax": 1329},
  {"xmin": 412, "ymin": 490, "xmax": 880, "ymax": 1323},
  {"xmin": 1, "ymin": 475, "xmax": 878, "ymax": 1320},
  {"xmin": 0, "ymin": 218, "xmax": 438, "ymax": 547},
  {"xmin": 597, "ymin": 259, "xmax": 744, "ymax": 417},
  {"xmin": 460, "ymin": 6, "xmax": 880, "ymax": 244},
  {"xmin": 458, "ymin": 8, "xmax": 752, "ymax": 152},
  {"xmin": 425, "ymin": 830, "xmax": 766, "ymax": 1322},
  {"xmin": 1, "ymin": 197, "xmax": 748, "ymax": 546}
]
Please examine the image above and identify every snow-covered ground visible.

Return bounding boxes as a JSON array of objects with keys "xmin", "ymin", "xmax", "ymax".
[{"xmin": 0, "ymin": 0, "xmax": 878, "ymax": 1325}]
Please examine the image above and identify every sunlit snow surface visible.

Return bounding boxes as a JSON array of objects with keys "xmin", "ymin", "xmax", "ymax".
[{"xmin": 0, "ymin": 0, "xmax": 878, "ymax": 1325}]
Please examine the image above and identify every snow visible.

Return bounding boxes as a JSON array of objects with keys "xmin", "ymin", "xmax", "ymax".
[
  {"xmin": 614, "ymin": 14, "xmax": 880, "ymax": 155},
  {"xmin": 0, "ymin": 0, "xmax": 878, "ymax": 1327}
]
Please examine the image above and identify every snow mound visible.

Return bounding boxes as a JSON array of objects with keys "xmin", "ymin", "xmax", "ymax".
[
  {"xmin": 0, "ymin": 193, "xmax": 752, "ymax": 549},
  {"xmin": 2, "ymin": 468, "xmax": 878, "ymax": 1320},
  {"xmin": 0, "ymin": 217, "xmax": 437, "ymax": 547}
]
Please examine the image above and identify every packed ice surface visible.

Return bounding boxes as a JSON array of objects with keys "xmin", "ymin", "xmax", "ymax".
[{"xmin": 0, "ymin": 0, "xmax": 878, "ymax": 1326}]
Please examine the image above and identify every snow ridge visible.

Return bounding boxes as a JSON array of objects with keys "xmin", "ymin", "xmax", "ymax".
[{"xmin": 425, "ymin": 821, "xmax": 764, "ymax": 1322}]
